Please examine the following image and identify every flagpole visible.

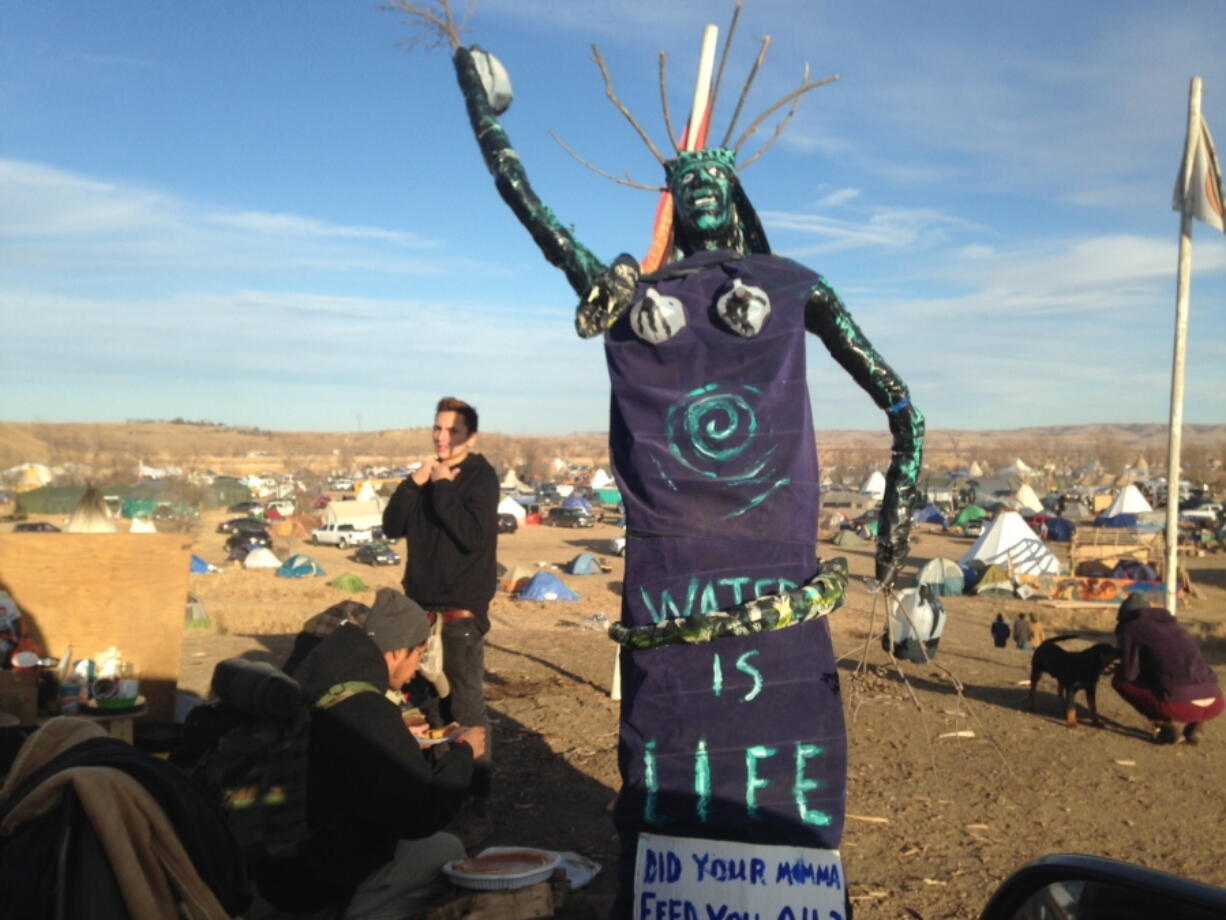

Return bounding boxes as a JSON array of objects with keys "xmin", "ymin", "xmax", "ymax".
[{"xmin": 1164, "ymin": 76, "xmax": 1202, "ymax": 614}]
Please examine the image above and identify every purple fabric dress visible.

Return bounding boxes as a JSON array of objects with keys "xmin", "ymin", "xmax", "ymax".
[{"xmin": 605, "ymin": 250, "xmax": 846, "ymax": 879}]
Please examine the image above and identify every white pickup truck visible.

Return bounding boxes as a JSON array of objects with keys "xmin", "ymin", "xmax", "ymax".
[{"xmin": 310, "ymin": 523, "xmax": 377, "ymax": 548}]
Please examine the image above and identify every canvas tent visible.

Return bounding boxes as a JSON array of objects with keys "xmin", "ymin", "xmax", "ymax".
[
  {"xmin": 860, "ymin": 471, "xmax": 886, "ymax": 499},
  {"xmin": 915, "ymin": 557, "xmax": 964, "ymax": 596},
  {"xmin": 959, "ymin": 511, "xmax": 1061, "ymax": 575},
  {"xmin": 591, "ymin": 468, "xmax": 615, "ymax": 490},
  {"xmin": 1014, "ymin": 483, "xmax": 1044, "ymax": 514},
  {"xmin": 1102, "ymin": 484, "xmax": 1152, "ymax": 517},
  {"xmin": 66, "ymin": 486, "xmax": 117, "ymax": 533},
  {"xmin": 243, "ymin": 547, "xmax": 282, "ymax": 569},
  {"xmin": 128, "ymin": 517, "xmax": 158, "ymax": 533},
  {"xmin": 497, "ymin": 496, "xmax": 526, "ymax": 523},
  {"xmin": 518, "ymin": 570, "xmax": 580, "ymax": 601},
  {"xmin": 972, "ymin": 563, "xmax": 1015, "ymax": 597}
]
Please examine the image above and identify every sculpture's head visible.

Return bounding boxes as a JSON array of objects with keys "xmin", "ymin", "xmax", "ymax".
[{"xmin": 664, "ymin": 148, "xmax": 770, "ymax": 258}]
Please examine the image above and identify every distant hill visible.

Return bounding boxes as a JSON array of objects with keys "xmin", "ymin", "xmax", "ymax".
[{"xmin": 1, "ymin": 420, "xmax": 1222, "ymax": 482}]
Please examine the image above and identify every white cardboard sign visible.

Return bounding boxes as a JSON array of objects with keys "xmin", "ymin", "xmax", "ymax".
[{"xmin": 635, "ymin": 833, "xmax": 845, "ymax": 920}]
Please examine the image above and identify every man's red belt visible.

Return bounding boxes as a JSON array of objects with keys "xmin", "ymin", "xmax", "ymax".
[{"xmin": 427, "ymin": 608, "xmax": 476, "ymax": 625}]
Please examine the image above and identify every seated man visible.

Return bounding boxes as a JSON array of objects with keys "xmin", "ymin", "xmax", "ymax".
[
  {"xmin": 1113, "ymin": 592, "xmax": 1224, "ymax": 745},
  {"xmin": 259, "ymin": 588, "xmax": 486, "ymax": 918}
]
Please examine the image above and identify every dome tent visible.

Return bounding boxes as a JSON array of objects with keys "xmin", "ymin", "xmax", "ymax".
[
  {"xmin": 518, "ymin": 570, "xmax": 580, "ymax": 601},
  {"xmin": 915, "ymin": 557, "xmax": 964, "ymax": 597},
  {"xmin": 561, "ymin": 496, "xmax": 594, "ymax": 513},
  {"xmin": 277, "ymin": 554, "xmax": 325, "ymax": 578},
  {"xmin": 566, "ymin": 553, "xmax": 603, "ymax": 575},
  {"xmin": 243, "ymin": 547, "xmax": 282, "ymax": 569}
]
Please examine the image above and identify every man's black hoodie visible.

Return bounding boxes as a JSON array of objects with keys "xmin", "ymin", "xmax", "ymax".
[{"xmin": 258, "ymin": 623, "xmax": 473, "ymax": 912}]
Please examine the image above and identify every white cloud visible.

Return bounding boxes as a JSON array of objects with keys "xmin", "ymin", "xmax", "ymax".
[{"xmin": 763, "ymin": 206, "xmax": 977, "ymax": 256}]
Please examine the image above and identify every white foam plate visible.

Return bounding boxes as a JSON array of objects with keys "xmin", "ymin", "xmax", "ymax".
[{"xmin": 443, "ymin": 847, "xmax": 560, "ymax": 890}]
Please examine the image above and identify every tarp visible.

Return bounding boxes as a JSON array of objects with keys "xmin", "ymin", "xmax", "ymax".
[
  {"xmin": 1045, "ymin": 517, "xmax": 1077, "ymax": 542},
  {"xmin": 561, "ymin": 496, "xmax": 594, "ymax": 513},
  {"xmin": 959, "ymin": 510, "xmax": 1061, "ymax": 575},
  {"xmin": 277, "ymin": 553, "xmax": 325, "ymax": 578},
  {"xmin": 1103, "ymin": 484, "xmax": 1152, "ymax": 517},
  {"xmin": 189, "ymin": 555, "xmax": 218, "ymax": 574},
  {"xmin": 517, "ymin": 570, "xmax": 580, "ymax": 601},
  {"xmin": 328, "ymin": 573, "xmax": 369, "ymax": 593},
  {"xmin": 243, "ymin": 547, "xmax": 281, "ymax": 569},
  {"xmin": 915, "ymin": 557, "xmax": 965, "ymax": 597},
  {"xmin": 912, "ymin": 504, "xmax": 947, "ymax": 526},
  {"xmin": 1095, "ymin": 513, "xmax": 1138, "ymax": 529},
  {"xmin": 567, "ymin": 553, "xmax": 602, "ymax": 575}
]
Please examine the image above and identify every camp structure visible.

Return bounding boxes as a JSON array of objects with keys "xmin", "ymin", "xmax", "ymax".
[
  {"xmin": 566, "ymin": 553, "xmax": 605, "ymax": 575},
  {"xmin": 328, "ymin": 573, "xmax": 368, "ymax": 594},
  {"xmin": 517, "ymin": 570, "xmax": 581, "ymax": 601},
  {"xmin": 971, "ymin": 563, "xmax": 1015, "ymax": 597},
  {"xmin": 914, "ymin": 557, "xmax": 964, "ymax": 597},
  {"xmin": 1014, "ymin": 483, "xmax": 1044, "ymax": 514},
  {"xmin": 189, "ymin": 554, "xmax": 219, "ymax": 574},
  {"xmin": 884, "ymin": 587, "xmax": 946, "ymax": 662},
  {"xmin": 860, "ymin": 471, "xmax": 886, "ymax": 499},
  {"xmin": 128, "ymin": 517, "xmax": 158, "ymax": 533},
  {"xmin": 242, "ymin": 547, "xmax": 281, "ymax": 569},
  {"xmin": 561, "ymin": 495, "xmax": 594, "ymax": 514},
  {"xmin": 501, "ymin": 469, "xmax": 525, "ymax": 491},
  {"xmin": 960, "ymin": 511, "xmax": 1061, "ymax": 575},
  {"xmin": 1102, "ymin": 484, "xmax": 1153, "ymax": 518},
  {"xmin": 497, "ymin": 495, "xmax": 527, "ymax": 523},
  {"xmin": 832, "ymin": 528, "xmax": 871, "ymax": 546},
  {"xmin": 65, "ymin": 485, "xmax": 117, "ymax": 534},
  {"xmin": 952, "ymin": 504, "xmax": 988, "ymax": 529},
  {"xmin": 1000, "ymin": 457, "xmax": 1034, "ymax": 477},
  {"xmin": 501, "ymin": 564, "xmax": 538, "ymax": 594},
  {"xmin": 1062, "ymin": 500, "xmax": 1094, "ymax": 522},
  {"xmin": 590, "ymin": 468, "xmax": 616, "ymax": 490},
  {"xmin": 8, "ymin": 463, "xmax": 53, "ymax": 492},
  {"xmin": 277, "ymin": 553, "xmax": 325, "ymax": 578}
]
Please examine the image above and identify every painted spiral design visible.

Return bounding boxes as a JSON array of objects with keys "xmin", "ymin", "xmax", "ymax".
[{"xmin": 665, "ymin": 383, "xmax": 776, "ymax": 483}]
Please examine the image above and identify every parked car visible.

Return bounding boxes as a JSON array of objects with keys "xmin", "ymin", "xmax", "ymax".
[
  {"xmin": 227, "ymin": 500, "xmax": 264, "ymax": 515},
  {"xmin": 608, "ymin": 536, "xmax": 627, "ymax": 557},
  {"xmin": 964, "ymin": 519, "xmax": 985, "ymax": 538},
  {"xmin": 310, "ymin": 522, "xmax": 376, "ymax": 548},
  {"xmin": 497, "ymin": 513, "xmax": 519, "ymax": 535},
  {"xmin": 1181, "ymin": 501, "xmax": 1222, "ymax": 523},
  {"xmin": 217, "ymin": 517, "xmax": 270, "ymax": 534},
  {"xmin": 355, "ymin": 541, "xmax": 402, "ymax": 566},
  {"xmin": 546, "ymin": 507, "xmax": 595, "ymax": 528},
  {"xmin": 13, "ymin": 521, "xmax": 60, "ymax": 533},
  {"xmin": 265, "ymin": 499, "xmax": 295, "ymax": 516},
  {"xmin": 224, "ymin": 529, "xmax": 271, "ymax": 553}
]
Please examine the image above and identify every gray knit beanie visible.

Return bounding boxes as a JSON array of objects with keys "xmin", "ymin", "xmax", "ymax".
[{"xmin": 364, "ymin": 588, "xmax": 431, "ymax": 653}]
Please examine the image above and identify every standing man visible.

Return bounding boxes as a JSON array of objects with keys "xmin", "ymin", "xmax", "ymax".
[{"xmin": 383, "ymin": 396, "xmax": 500, "ymax": 844}]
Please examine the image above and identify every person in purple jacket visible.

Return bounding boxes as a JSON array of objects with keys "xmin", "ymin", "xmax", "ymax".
[{"xmin": 1112, "ymin": 593, "xmax": 1224, "ymax": 744}]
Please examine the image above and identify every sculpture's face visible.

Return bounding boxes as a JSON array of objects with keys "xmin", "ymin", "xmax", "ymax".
[{"xmin": 670, "ymin": 155, "xmax": 735, "ymax": 239}]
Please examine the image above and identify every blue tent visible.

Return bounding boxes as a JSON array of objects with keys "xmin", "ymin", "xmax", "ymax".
[
  {"xmin": 189, "ymin": 554, "xmax": 216, "ymax": 574},
  {"xmin": 567, "ymin": 553, "xmax": 602, "ymax": 575},
  {"xmin": 1045, "ymin": 518, "xmax": 1076, "ymax": 542},
  {"xmin": 518, "ymin": 570, "xmax": 581, "ymax": 601},
  {"xmin": 561, "ymin": 496, "xmax": 594, "ymax": 513},
  {"xmin": 912, "ymin": 504, "xmax": 947, "ymax": 526},
  {"xmin": 277, "ymin": 553, "xmax": 326, "ymax": 578}
]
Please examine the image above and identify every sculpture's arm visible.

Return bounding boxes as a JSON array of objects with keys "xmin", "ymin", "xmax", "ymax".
[
  {"xmin": 453, "ymin": 47, "xmax": 608, "ymax": 299},
  {"xmin": 805, "ymin": 278, "xmax": 925, "ymax": 587}
]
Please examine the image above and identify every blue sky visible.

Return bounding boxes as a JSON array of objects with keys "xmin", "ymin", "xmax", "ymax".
[{"xmin": 4, "ymin": 0, "xmax": 1224, "ymax": 435}]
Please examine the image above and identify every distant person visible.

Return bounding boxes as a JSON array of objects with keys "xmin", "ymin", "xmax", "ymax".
[
  {"xmin": 259, "ymin": 588, "xmax": 486, "ymax": 917},
  {"xmin": 990, "ymin": 613, "xmax": 1011, "ymax": 648},
  {"xmin": 382, "ymin": 396, "xmax": 499, "ymax": 845},
  {"xmin": 1112, "ymin": 593, "xmax": 1224, "ymax": 745},
  {"xmin": 1013, "ymin": 612, "xmax": 1033, "ymax": 651},
  {"xmin": 1028, "ymin": 612, "xmax": 1046, "ymax": 647}
]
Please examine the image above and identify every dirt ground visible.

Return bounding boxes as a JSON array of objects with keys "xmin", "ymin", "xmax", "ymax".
[{"xmin": 166, "ymin": 509, "xmax": 1226, "ymax": 920}]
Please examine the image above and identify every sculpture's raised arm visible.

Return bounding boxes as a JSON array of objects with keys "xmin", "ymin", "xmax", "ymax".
[
  {"xmin": 805, "ymin": 278, "xmax": 925, "ymax": 587},
  {"xmin": 452, "ymin": 47, "xmax": 609, "ymax": 301}
]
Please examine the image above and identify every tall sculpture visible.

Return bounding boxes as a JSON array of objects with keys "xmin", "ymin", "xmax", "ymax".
[{"xmin": 393, "ymin": 3, "xmax": 924, "ymax": 913}]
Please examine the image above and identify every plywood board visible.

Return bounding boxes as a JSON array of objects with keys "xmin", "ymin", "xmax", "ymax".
[{"xmin": 0, "ymin": 533, "xmax": 192, "ymax": 721}]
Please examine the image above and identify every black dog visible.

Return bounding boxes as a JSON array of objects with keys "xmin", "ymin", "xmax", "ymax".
[{"xmin": 1028, "ymin": 635, "xmax": 1118, "ymax": 728}]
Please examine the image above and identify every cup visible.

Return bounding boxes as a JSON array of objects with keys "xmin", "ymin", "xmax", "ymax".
[{"xmin": 117, "ymin": 678, "xmax": 140, "ymax": 701}]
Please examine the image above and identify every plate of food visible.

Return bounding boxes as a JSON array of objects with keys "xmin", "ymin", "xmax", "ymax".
[
  {"xmin": 412, "ymin": 721, "xmax": 461, "ymax": 747},
  {"xmin": 444, "ymin": 847, "xmax": 561, "ymax": 890}
]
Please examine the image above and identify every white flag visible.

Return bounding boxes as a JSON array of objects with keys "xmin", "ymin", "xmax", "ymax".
[{"xmin": 1173, "ymin": 113, "xmax": 1226, "ymax": 232}]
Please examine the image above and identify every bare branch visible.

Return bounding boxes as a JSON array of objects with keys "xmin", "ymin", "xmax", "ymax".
[
  {"xmin": 708, "ymin": 0, "xmax": 744, "ymax": 118},
  {"xmin": 737, "ymin": 62, "xmax": 807, "ymax": 171},
  {"xmin": 550, "ymin": 131, "xmax": 664, "ymax": 191},
  {"xmin": 383, "ymin": 0, "xmax": 468, "ymax": 52},
  {"xmin": 658, "ymin": 52, "xmax": 680, "ymax": 153},
  {"xmin": 719, "ymin": 35, "xmax": 771, "ymax": 148},
  {"xmin": 731, "ymin": 70, "xmax": 839, "ymax": 154},
  {"xmin": 591, "ymin": 43, "xmax": 667, "ymax": 164}
]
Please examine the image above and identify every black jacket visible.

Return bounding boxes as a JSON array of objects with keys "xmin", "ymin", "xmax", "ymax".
[
  {"xmin": 382, "ymin": 453, "xmax": 499, "ymax": 631},
  {"xmin": 1116, "ymin": 606, "xmax": 1221, "ymax": 702},
  {"xmin": 258, "ymin": 623, "xmax": 473, "ymax": 911}
]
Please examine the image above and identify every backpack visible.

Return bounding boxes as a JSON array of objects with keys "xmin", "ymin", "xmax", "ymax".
[{"xmin": 185, "ymin": 659, "xmax": 381, "ymax": 867}]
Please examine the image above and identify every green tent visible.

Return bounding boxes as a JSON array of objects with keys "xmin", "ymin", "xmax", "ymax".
[
  {"xmin": 328, "ymin": 573, "xmax": 369, "ymax": 594},
  {"xmin": 16, "ymin": 486, "xmax": 85, "ymax": 515},
  {"xmin": 953, "ymin": 505, "xmax": 988, "ymax": 528}
]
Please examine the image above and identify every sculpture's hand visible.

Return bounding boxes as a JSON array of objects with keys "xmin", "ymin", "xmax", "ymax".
[{"xmin": 576, "ymin": 253, "xmax": 640, "ymax": 338}]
